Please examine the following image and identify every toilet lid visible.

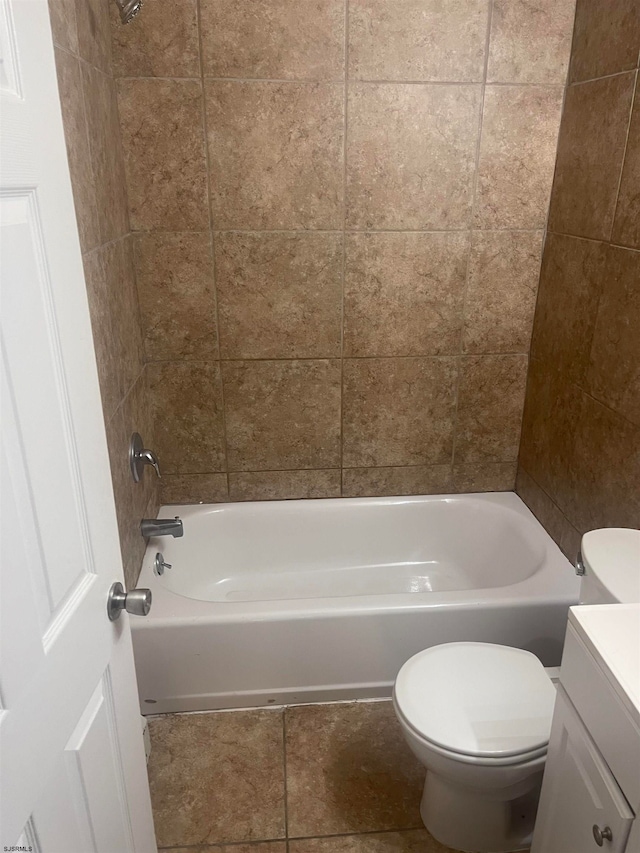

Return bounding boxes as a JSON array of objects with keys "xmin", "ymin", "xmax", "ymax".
[{"xmin": 394, "ymin": 643, "xmax": 556, "ymax": 760}]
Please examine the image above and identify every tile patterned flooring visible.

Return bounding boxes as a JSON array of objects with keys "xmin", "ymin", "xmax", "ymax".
[{"xmin": 147, "ymin": 700, "xmax": 459, "ymax": 853}]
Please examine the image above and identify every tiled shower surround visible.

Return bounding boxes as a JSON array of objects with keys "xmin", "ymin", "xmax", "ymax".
[
  {"xmin": 110, "ymin": 0, "xmax": 575, "ymax": 505},
  {"xmin": 49, "ymin": 0, "xmax": 159, "ymax": 588},
  {"xmin": 517, "ymin": 0, "xmax": 640, "ymax": 557}
]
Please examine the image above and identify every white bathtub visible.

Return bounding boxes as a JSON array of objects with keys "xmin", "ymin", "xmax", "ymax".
[{"xmin": 132, "ymin": 492, "xmax": 580, "ymax": 714}]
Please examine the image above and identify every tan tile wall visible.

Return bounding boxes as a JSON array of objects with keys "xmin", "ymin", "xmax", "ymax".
[
  {"xmin": 517, "ymin": 0, "xmax": 640, "ymax": 558},
  {"xmin": 109, "ymin": 0, "xmax": 575, "ymax": 504},
  {"xmin": 49, "ymin": 0, "xmax": 159, "ymax": 587}
]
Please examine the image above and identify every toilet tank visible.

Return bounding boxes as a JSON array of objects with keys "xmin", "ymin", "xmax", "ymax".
[{"xmin": 578, "ymin": 528, "xmax": 640, "ymax": 604}]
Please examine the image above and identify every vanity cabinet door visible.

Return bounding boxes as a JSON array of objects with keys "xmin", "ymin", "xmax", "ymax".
[{"xmin": 532, "ymin": 688, "xmax": 634, "ymax": 853}]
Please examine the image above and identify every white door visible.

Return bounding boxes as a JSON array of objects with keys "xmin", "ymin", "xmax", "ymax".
[
  {"xmin": 531, "ymin": 689, "xmax": 634, "ymax": 853},
  {"xmin": 0, "ymin": 1, "xmax": 157, "ymax": 850}
]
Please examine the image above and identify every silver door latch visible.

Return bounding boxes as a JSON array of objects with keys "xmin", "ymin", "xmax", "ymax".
[{"xmin": 107, "ymin": 581, "xmax": 152, "ymax": 621}]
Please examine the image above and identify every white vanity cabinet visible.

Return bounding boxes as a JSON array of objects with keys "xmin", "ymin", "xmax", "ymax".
[{"xmin": 532, "ymin": 606, "xmax": 640, "ymax": 853}]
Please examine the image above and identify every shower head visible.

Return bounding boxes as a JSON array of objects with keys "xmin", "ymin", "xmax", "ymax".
[{"xmin": 115, "ymin": 0, "xmax": 142, "ymax": 24}]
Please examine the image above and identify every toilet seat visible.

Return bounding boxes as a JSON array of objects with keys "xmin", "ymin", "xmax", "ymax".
[{"xmin": 394, "ymin": 642, "xmax": 556, "ymax": 763}]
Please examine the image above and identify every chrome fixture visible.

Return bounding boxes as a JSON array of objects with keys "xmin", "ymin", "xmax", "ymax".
[
  {"xmin": 107, "ymin": 581, "xmax": 151, "ymax": 621},
  {"xmin": 575, "ymin": 549, "xmax": 586, "ymax": 576},
  {"xmin": 129, "ymin": 432, "xmax": 161, "ymax": 482},
  {"xmin": 114, "ymin": 0, "xmax": 142, "ymax": 24},
  {"xmin": 154, "ymin": 553, "xmax": 172, "ymax": 576},
  {"xmin": 141, "ymin": 517, "xmax": 183, "ymax": 538}
]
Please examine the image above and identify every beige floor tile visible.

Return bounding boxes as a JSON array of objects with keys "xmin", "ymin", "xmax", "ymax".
[
  {"xmin": 147, "ymin": 710, "xmax": 286, "ymax": 848},
  {"xmin": 285, "ymin": 702, "xmax": 424, "ymax": 837},
  {"xmin": 290, "ymin": 830, "xmax": 455, "ymax": 853}
]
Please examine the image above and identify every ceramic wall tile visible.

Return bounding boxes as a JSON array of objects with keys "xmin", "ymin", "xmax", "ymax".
[
  {"xmin": 612, "ymin": 85, "xmax": 640, "ymax": 250},
  {"xmin": 200, "ymin": 0, "xmax": 344, "ymax": 81},
  {"xmin": 515, "ymin": 467, "xmax": 581, "ymax": 559},
  {"xmin": 569, "ymin": 0, "xmax": 640, "ymax": 83},
  {"xmin": 530, "ymin": 233, "xmax": 607, "ymax": 383},
  {"xmin": 349, "ymin": 0, "xmax": 489, "ymax": 83},
  {"xmin": 463, "ymin": 231, "xmax": 543, "ymax": 354},
  {"xmin": 160, "ymin": 473, "xmax": 229, "ymax": 505},
  {"xmin": 48, "ymin": 0, "xmax": 79, "ymax": 54},
  {"xmin": 548, "ymin": 73, "xmax": 636, "ymax": 240},
  {"xmin": 585, "ymin": 245, "xmax": 640, "ymax": 426},
  {"xmin": 110, "ymin": 0, "xmax": 200, "ymax": 78},
  {"xmin": 83, "ymin": 238, "xmax": 145, "ymax": 421},
  {"xmin": 475, "ymin": 86, "xmax": 563, "ymax": 229},
  {"xmin": 82, "ymin": 64, "xmax": 130, "ymax": 242},
  {"xmin": 206, "ymin": 81, "xmax": 344, "ymax": 230},
  {"xmin": 216, "ymin": 232, "xmax": 342, "ymax": 359},
  {"xmin": 452, "ymin": 462, "xmax": 517, "ymax": 492},
  {"xmin": 344, "ymin": 233, "xmax": 469, "ymax": 357},
  {"xmin": 148, "ymin": 361, "xmax": 226, "ymax": 474},
  {"xmin": 75, "ymin": 0, "xmax": 112, "ymax": 72},
  {"xmin": 342, "ymin": 358, "xmax": 457, "ymax": 468},
  {"xmin": 54, "ymin": 47, "xmax": 101, "ymax": 252},
  {"xmin": 564, "ymin": 391, "xmax": 640, "ymax": 532},
  {"xmin": 455, "ymin": 355, "xmax": 528, "ymax": 462},
  {"xmin": 222, "ymin": 360, "xmax": 342, "ymax": 471},
  {"xmin": 134, "ymin": 232, "xmax": 218, "ymax": 361},
  {"xmin": 342, "ymin": 465, "xmax": 453, "ymax": 498},
  {"xmin": 347, "ymin": 84, "xmax": 482, "ymax": 230},
  {"xmin": 487, "ymin": 0, "xmax": 575, "ymax": 84},
  {"xmin": 117, "ymin": 79, "xmax": 209, "ymax": 231},
  {"xmin": 228, "ymin": 470, "xmax": 341, "ymax": 501}
]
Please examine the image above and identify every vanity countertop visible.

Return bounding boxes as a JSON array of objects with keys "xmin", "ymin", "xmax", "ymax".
[{"xmin": 568, "ymin": 603, "xmax": 640, "ymax": 728}]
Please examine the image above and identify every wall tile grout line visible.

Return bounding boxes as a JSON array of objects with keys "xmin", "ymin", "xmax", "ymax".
[
  {"xmin": 546, "ymin": 228, "xmax": 640, "ymax": 253},
  {"xmin": 117, "ymin": 73, "xmax": 567, "ymax": 89},
  {"xmin": 195, "ymin": 0, "xmax": 231, "ymax": 497},
  {"xmin": 143, "ymin": 352, "xmax": 531, "ymax": 364},
  {"xmin": 161, "ymin": 461, "xmax": 519, "ymax": 478},
  {"xmin": 125, "ymin": 227, "xmax": 549, "ymax": 236},
  {"xmin": 449, "ymin": 0, "xmax": 495, "ymax": 473},
  {"xmin": 339, "ymin": 0, "xmax": 349, "ymax": 494},
  {"xmin": 517, "ymin": 463, "xmax": 582, "ymax": 539},
  {"xmin": 518, "ymin": 0, "xmax": 578, "ymax": 461},
  {"xmin": 567, "ymin": 67, "xmax": 640, "ymax": 89},
  {"xmin": 607, "ymin": 69, "xmax": 639, "ymax": 243}
]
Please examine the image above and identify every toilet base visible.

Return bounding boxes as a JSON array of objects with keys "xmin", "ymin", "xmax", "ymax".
[{"xmin": 420, "ymin": 770, "xmax": 542, "ymax": 853}]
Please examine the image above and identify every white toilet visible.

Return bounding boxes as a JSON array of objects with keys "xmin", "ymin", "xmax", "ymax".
[{"xmin": 392, "ymin": 528, "xmax": 640, "ymax": 853}]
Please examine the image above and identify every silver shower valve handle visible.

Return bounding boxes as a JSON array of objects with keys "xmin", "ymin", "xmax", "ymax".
[{"xmin": 129, "ymin": 432, "xmax": 161, "ymax": 482}]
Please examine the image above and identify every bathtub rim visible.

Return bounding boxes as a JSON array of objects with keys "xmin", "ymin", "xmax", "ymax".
[{"xmin": 135, "ymin": 491, "xmax": 578, "ymax": 627}]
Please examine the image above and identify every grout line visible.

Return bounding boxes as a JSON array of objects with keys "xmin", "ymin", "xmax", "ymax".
[
  {"xmin": 287, "ymin": 828, "xmax": 426, "ymax": 842},
  {"xmin": 450, "ymin": 0, "xmax": 494, "ymax": 470},
  {"xmin": 159, "ymin": 460, "xmax": 518, "ymax": 478},
  {"xmin": 515, "ymin": 0, "xmax": 578, "ymax": 476},
  {"xmin": 544, "ymin": 229, "xmax": 640, "ymax": 254},
  {"xmin": 339, "ymin": 0, "xmax": 349, "ymax": 495},
  {"xmin": 608, "ymin": 69, "xmax": 638, "ymax": 242},
  {"xmin": 517, "ymin": 464, "xmax": 581, "ymax": 540},
  {"xmin": 118, "ymin": 74, "xmax": 566, "ymax": 89},
  {"xmin": 282, "ymin": 708, "xmax": 290, "ymax": 843},
  {"xmin": 127, "ymin": 227, "xmax": 548, "ymax": 236},
  {"xmin": 196, "ymin": 0, "xmax": 231, "ymax": 496},
  {"xmin": 156, "ymin": 827, "xmax": 426, "ymax": 851},
  {"xmin": 145, "ymin": 352, "xmax": 530, "ymax": 365},
  {"xmin": 567, "ymin": 68, "xmax": 639, "ymax": 89}
]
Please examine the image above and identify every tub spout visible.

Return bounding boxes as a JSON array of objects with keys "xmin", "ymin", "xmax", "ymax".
[{"xmin": 141, "ymin": 517, "xmax": 184, "ymax": 538}]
